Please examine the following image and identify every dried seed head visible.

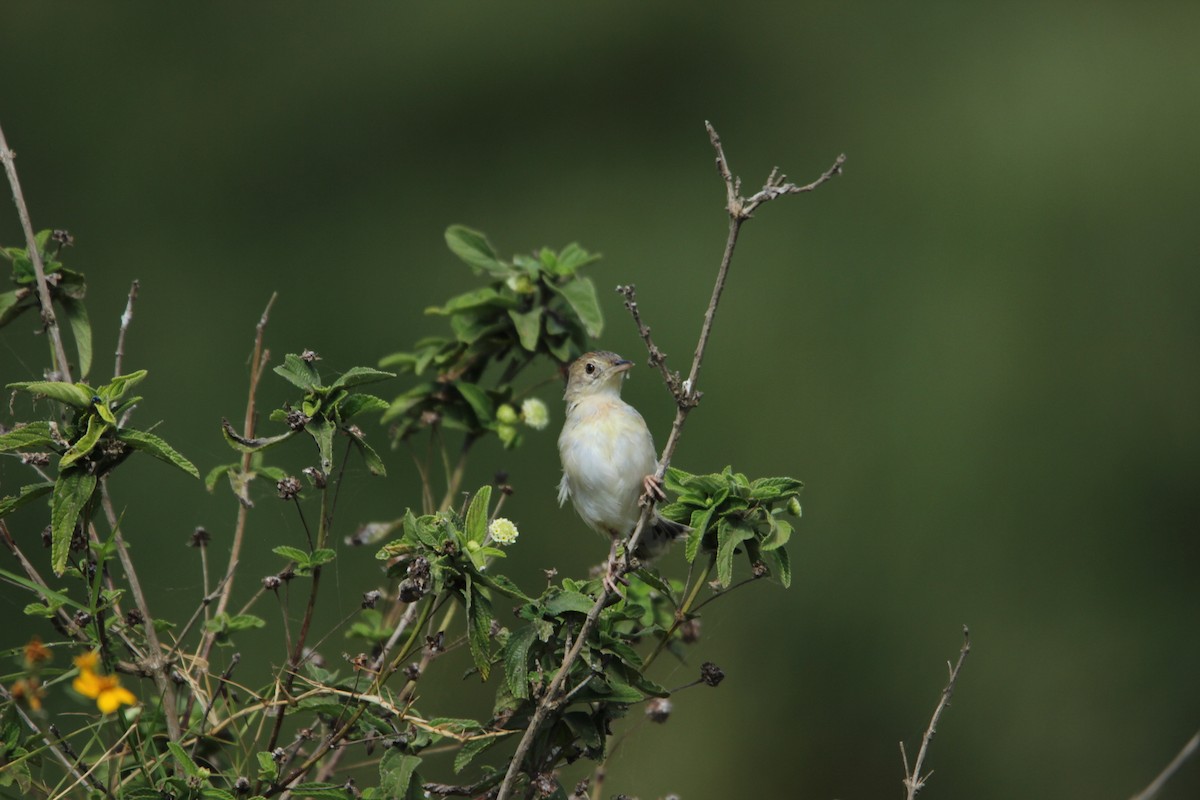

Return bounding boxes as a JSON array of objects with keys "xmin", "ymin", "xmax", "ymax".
[
  {"xmin": 286, "ymin": 409, "xmax": 310, "ymax": 431},
  {"xmin": 262, "ymin": 575, "xmax": 282, "ymax": 591},
  {"xmin": 361, "ymin": 590, "xmax": 382, "ymax": 609},
  {"xmin": 300, "ymin": 349, "xmax": 320, "ymax": 363},
  {"xmin": 303, "ymin": 466, "xmax": 327, "ymax": 488},
  {"xmin": 189, "ymin": 526, "xmax": 211, "ymax": 548},
  {"xmin": 700, "ymin": 661, "xmax": 726, "ymax": 687},
  {"xmin": 679, "ymin": 617, "xmax": 702, "ymax": 644},
  {"xmin": 276, "ymin": 476, "xmax": 302, "ymax": 499}
]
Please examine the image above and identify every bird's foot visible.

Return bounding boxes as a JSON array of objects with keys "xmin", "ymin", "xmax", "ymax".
[
  {"xmin": 642, "ymin": 473, "xmax": 666, "ymax": 504},
  {"xmin": 602, "ymin": 539, "xmax": 631, "ymax": 596}
]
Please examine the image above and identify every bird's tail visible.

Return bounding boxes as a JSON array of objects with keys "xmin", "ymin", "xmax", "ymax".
[{"xmin": 633, "ymin": 513, "xmax": 690, "ymax": 561}]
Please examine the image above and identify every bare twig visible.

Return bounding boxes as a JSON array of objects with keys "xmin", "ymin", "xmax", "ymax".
[
  {"xmin": 1129, "ymin": 728, "xmax": 1200, "ymax": 800},
  {"xmin": 901, "ymin": 626, "xmax": 971, "ymax": 800},
  {"xmin": 0, "ymin": 121, "xmax": 73, "ymax": 381},
  {"xmin": 496, "ymin": 122, "xmax": 844, "ymax": 800},
  {"xmin": 113, "ymin": 279, "xmax": 140, "ymax": 378}
]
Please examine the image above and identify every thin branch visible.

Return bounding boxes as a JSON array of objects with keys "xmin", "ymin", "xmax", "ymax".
[
  {"xmin": 1129, "ymin": 728, "xmax": 1200, "ymax": 800},
  {"xmin": 0, "ymin": 121, "xmax": 73, "ymax": 381},
  {"xmin": 901, "ymin": 626, "xmax": 971, "ymax": 800},
  {"xmin": 113, "ymin": 279, "xmax": 140, "ymax": 378},
  {"xmin": 496, "ymin": 122, "xmax": 844, "ymax": 800}
]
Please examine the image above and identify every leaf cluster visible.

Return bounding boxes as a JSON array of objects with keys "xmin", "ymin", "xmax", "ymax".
[
  {"xmin": 379, "ymin": 225, "xmax": 602, "ymax": 445},
  {"xmin": 659, "ymin": 466, "xmax": 803, "ymax": 588},
  {"xmin": 1, "ymin": 370, "xmax": 198, "ymax": 574},
  {"xmin": 1, "ymin": 229, "xmax": 92, "ymax": 377},
  {"xmin": 210, "ymin": 353, "xmax": 394, "ymax": 494}
]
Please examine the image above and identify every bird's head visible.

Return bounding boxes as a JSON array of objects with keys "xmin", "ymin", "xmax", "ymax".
[{"xmin": 564, "ymin": 351, "xmax": 633, "ymax": 403}]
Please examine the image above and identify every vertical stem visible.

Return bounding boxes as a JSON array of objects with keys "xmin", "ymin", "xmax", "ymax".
[{"xmin": 0, "ymin": 122, "xmax": 73, "ymax": 381}]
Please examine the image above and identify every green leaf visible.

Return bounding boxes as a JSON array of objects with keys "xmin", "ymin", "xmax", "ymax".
[
  {"xmin": 763, "ymin": 546, "xmax": 792, "ymax": 588},
  {"xmin": 59, "ymin": 414, "xmax": 108, "ymax": 470},
  {"xmin": 507, "ymin": 307, "xmax": 542, "ymax": 352},
  {"xmin": 455, "ymin": 382, "xmax": 493, "ymax": 426},
  {"xmin": 761, "ymin": 517, "xmax": 793, "ymax": 551},
  {"xmin": 716, "ymin": 518, "xmax": 757, "ymax": 588},
  {"xmin": 273, "ymin": 353, "xmax": 321, "ymax": 391},
  {"xmin": 118, "ymin": 428, "xmax": 200, "ymax": 478},
  {"xmin": 0, "ymin": 482, "xmax": 54, "ymax": 518},
  {"xmin": 256, "ymin": 750, "xmax": 278, "ymax": 781},
  {"xmin": 346, "ymin": 426, "xmax": 387, "ymax": 476},
  {"xmin": 464, "ymin": 578, "xmax": 494, "ymax": 681},
  {"xmin": 503, "ymin": 624, "xmax": 538, "ymax": 700},
  {"xmin": 273, "ymin": 545, "xmax": 309, "ymax": 563},
  {"xmin": 59, "ymin": 295, "xmax": 92, "ymax": 380},
  {"xmin": 50, "ymin": 471, "xmax": 97, "ymax": 575},
  {"xmin": 328, "ymin": 366, "xmax": 395, "ymax": 391},
  {"xmin": 204, "ymin": 463, "xmax": 234, "ymax": 492},
  {"xmin": 0, "ymin": 421, "xmax": 58, "ymax": 452},
  {"xmin": 7, "ymin": 381, "xmax": 94, "ymax": 409},
  {"xmin": 685, "ymin": 506, "xmax": 716, "ymax": 563},
  {"xmin": 0, "ymin": 288, "xmax": 32, "ymax": 327},
  {"xmin": 308, "ymin": 548, "xmax": 336, "ymax": 566},
  {"xmin": 544, "ymin": 589, "xmax": 595, "ymax": 616},
  {"xmin": 474, "ymin": 570, "xmax": 532, "ymax": 601},
  {"xmin": 338, "ymin": 392, "xmax": 389, "ymax": 420},
  {"xmin": 445, "ymin": 225, "xmax": 507, "ymax": 277},
  {"xmin": 98, "ymin": 370, "xmax": 147, "ymax": 404},
  {"xmin": 454, "ymin": 735, "xmax": 503, "ymax": 774},
  {"xmin": 749, "ymin": 476, "xmax": 804, "ymax": 501},
  {"xmin": 379, "ymin": 750, "xmax": 422, "ymax": 799},
  {"xmin": 221, "ymin": 417, "xmax": 296, "ymax": 453},
  {"xmin": 286, "ymin": 783, "xmax": 352, "ymax": 799},
  {"xmin": 548, "ymin": 276, "xmax": 603, "ymax": 337},
  {"xmin": 555, "ymin": 242, "xmax": 601, "ymax": 274},
  {"xmin": 425, "ymin": 286, "xmax": 511, "ymax": 315},
  {"xmin": 167, "ymin": 741, "xmax": 203, "ymax": 780},
  {"xmin": 464, "ymin": 485, "xmax": 491, "ymax": 545},
  {"xmin": 307, "ymin": 418, "xmax": 335, "ymax": 471}
]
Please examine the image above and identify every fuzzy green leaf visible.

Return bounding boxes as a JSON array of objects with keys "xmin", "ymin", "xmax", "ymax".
[
  {"xmin": 425, "ymin": 287, "xmax": 512, "ymax": 315},
  {"xmin": 167, "ymin": 741, "xmax": 203, "ymax": 780},
  {"xmin": 50, "ymin": 471, "xmax": 97, "ymax": 575},
  {"xmin": 464, "ymin": 578, "xmax": 494, "ymax": 681},
  {"xmin": 327, "ymin": 366, "xmax": 395, "ymax": 391},
  {"xmin": 98, "ymin": 370, "xmax": 147, "ymax": 404},
  {"xmin": 338, "ymin": 392, "xmax": 389, "ymax": 421},
  {"xmin": 379, "ymin": 750, "xmax": 421, "ymax": 799},
  {"xmin": 749, "ymin": 476, "xmax": 804, "ymax": 501},
  {"xmin": 544, "ymin": 589, "xmax": 596, "ymax": 616},
  {"xmin": 119, "ymin": 428, "xmax": 199, "ymax": 478},
  {"xmin": 220, "ymin": 417, "xmax": 296, "ymax": 453},
  {"xmin": 0, "ymin": 482, "xmax": 54, "ymax": 518},
  {"xmin": 763, "ymin": 546, "xmax": 792, "ymax": 588},
  {"xmin": 0, "ymin": 421, "xmax": 58, "ymax": 452},
  {"xmin": 454, "ymin": 735, "xmax": 503, "ymax": 775},
  {"xmin": 7, "ymin": 381, "xmax": 93, "ymax": 409},
  {"xmin": 273, "ymin": 545, "xmax": 308, "ymax": 563},
  {"xmin": 59, "ymin": 414, "xmax": 107, "ymax": 470},
  {"xmin": 503, "ymin": 624, "xmax": 538, "ymax": 700},
  {"xmin": 273, "ymin": 354, "xmax": 321, "ymax": 391},
  {"xmin": 716, "ymin": 518, "xmax": 757, "ymax": 588}
]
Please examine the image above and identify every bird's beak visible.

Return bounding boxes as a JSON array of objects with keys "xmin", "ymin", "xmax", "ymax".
[{"xmin": 612, "ymin": 359, "xmax": 633, "ymax": 373}]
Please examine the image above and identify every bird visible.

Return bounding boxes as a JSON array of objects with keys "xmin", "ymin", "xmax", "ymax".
[{"xmin": 557, "ymin": 350, "xmax": 687, "ymax": 591}]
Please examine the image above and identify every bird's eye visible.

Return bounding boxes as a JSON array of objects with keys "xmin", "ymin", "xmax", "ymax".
[{"xmin": 585, "ymin": 363, "xmax": 596, "ymax": 375}]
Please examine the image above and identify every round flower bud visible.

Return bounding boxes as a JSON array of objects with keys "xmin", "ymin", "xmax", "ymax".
[
  {"xmin": 520, "ymin": 398, "xmax": 550, "ymax": 430},
  {"xmin": 496, "ymin": 404, "xmax": 519, "ymax": 425},
  {"xmin": 488, "ymin": 517, "xmax": 520, "ymax": 545}
]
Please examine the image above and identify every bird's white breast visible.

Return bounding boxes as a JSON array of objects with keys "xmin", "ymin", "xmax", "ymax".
[{"xmin": 558, "ymin": 395, "xmax": 657, "ymax": 538}]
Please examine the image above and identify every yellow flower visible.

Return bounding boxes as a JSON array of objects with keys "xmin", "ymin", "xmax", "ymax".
[
  {"xmin": 488, "ymin": 517, "xmax": 519, "ymax": 545},
  {"xmin": 73, "ymin": 651, "xmax": 137, "ymax": 713}
]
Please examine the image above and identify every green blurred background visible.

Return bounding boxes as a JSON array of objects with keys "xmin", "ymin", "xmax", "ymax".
[{"xmin": 2, "ymin": 3, "xmax": 1198, "ymax": 798}]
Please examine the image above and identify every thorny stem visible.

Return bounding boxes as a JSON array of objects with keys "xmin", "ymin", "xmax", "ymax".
[
  {"xmin": 901, "ymin": 626, "xmax": 971, "ymax": 800},
  {"xmin": 496, "ymin": 123, "xmax": 844, "ymax": 800},
  {"xmin": 0, "ymin": 122, "xmax": 73, "ymax": 382}
]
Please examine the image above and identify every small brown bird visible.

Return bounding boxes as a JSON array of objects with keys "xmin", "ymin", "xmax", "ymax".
[{"xmin": 557, "ymin": 351, "xmax": 686, "ymax": 589}]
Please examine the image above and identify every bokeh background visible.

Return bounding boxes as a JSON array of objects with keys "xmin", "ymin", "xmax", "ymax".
[{"xmin": 2, "ymin": 3, "xmax": 1198, "ymax": 798}]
